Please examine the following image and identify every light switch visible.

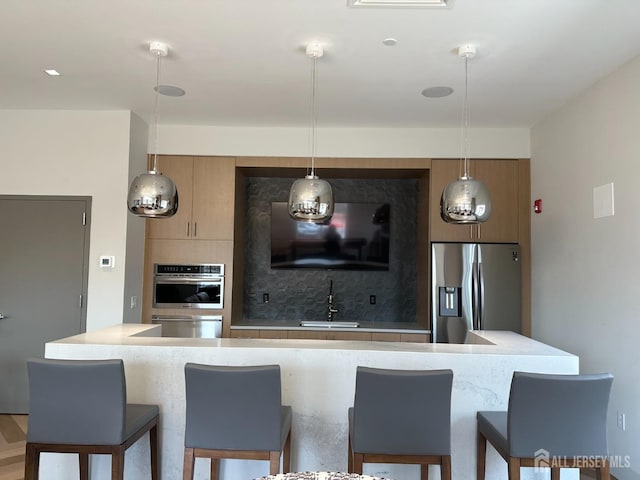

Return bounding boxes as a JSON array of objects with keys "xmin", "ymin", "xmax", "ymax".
[{"xmin": 593, "ymin": 183, "xmax": 614, "ymax": 219}]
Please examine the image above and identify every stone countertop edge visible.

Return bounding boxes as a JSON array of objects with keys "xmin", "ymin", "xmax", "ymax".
[
  {"xmin": 231, "ymin": 321, "xmax": 430, "ymax": 334},
  {"xmin": 50, "ymin": 324, "xmax": 578, "ymax": 358}
]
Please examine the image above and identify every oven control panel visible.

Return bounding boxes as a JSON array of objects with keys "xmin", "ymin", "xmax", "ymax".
[{"xmin": 154, "ymin": 264, "xmax": 224, "ymax": 276}]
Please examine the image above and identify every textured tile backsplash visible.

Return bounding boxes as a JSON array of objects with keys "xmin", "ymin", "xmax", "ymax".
[{"xmin": 242, "ymin": 177, "xmax": 418, "ymax": 324}]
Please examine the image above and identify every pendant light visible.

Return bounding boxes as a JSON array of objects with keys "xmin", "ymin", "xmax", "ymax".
[
  {"xmin": 288, "ymin": 43, "xmax": 334, "ymax": 223},
  {"xmin": 127, "ymin": 41, "xmax": 179, "ymax": 218},
  {"xmin": 440, "ymin": 44, "xmax": 491, "ymax": 224}
]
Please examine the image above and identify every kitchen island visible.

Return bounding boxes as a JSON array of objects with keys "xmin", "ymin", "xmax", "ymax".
[{"xmin": 41, "ymin": 325, "xmax": 578, "ymax": 480}]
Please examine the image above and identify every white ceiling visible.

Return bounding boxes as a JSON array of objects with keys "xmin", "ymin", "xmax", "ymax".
[{"xmin": 2, "ymin": 0, "xmax": 640, "ymax": 128}]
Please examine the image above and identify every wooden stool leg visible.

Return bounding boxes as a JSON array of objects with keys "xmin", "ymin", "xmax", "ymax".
[
  {"xmin": 597, "ymin": 458, "xmax": 611, "ymax": 480},
  {"xmin": 441, "ymin": 455, "xmax": 452, "ymax": 480},
  {"xmin": 347, "ymin": 435, "xmax": 353, "ymax": 473},
  {"xmin": 353, "ymin": 453, "xmax": 364, "ymax": 475},
  {"xmin": 182, "ymin": 448, "xmax": 195, "ymax": 480},
  {"xmin": 477, "ymin": 430, "xmax": 487, "ymax": 480},
  {"xmin": 150, "ymin": 424, "xmax": 159, "ymax": 480},
  {"xmin": 282, "ymin": 429, "xmax": 292, "ymax": 473},
  {"xmin": 421, "ymin": 463, "xmax": 429, "ymax": 480},
  {"xmin": 269, "ymin": 451, "xmax": 281, "ymax": 475},
  {"xmin": 23, "ymin": 443, "xmax": 39, "ymax": 480},
  {"xmin": 111, "ymin": 447, "xmax": 125, "ymax": 480},
  {"xmin": 507, "ymin": 457, "xmax": 521, "ymax": 480},
  {"xmin": 79, "ymin": 453, "xmax": 89, "ymax": 480},
  {"xmin": 210, "ymin": 458, "xmax": 220, "ymax": 480}
]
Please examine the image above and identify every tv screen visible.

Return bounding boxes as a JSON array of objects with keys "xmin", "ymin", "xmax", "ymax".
[{"xmin": 271, "ymin": 202, "xmax": 390, "ymax": 270}]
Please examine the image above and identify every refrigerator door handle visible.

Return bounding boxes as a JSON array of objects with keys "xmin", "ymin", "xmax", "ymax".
[
  {"xmin": 478, "ymin": 262, "xmax": 485, "ymax": 330},
  {"xmin": 471, "ymin": 261, "xmax": 479, "ymax": 330}
]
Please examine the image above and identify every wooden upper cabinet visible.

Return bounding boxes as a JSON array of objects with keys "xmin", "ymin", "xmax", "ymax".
[
  {"xmin": 430, "ymin": 159, "xmax": 519, "ymax": 243},
  {"xmin": 430, "ymin": 160, "xmax": 474, "ymax": 242},
  {"xmin": 147, "ymin": 155, "xmax": 194, "ymax": 240},
  {"xmin": 147, "ymin": 155, "xmax": 236, "ymax": 241},
  {"xmin": 474, "ymin": 160, "xmax": 519, "ymax": 243},
  {"xmin": 191, "ymin": 156, "xmax": 235, "ymax": 240}
]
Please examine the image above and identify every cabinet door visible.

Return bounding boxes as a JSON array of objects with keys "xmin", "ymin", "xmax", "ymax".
[
  {"xmin": 371, "ymin": 332, "xmax": 402, "ymax": 342},
  {"xmin": 429, "ymin": 159, "xmax": 475, "ymax": 242},
  {"xmin": 287, "ymin": 330, "xmax": 328, "ymax": 340},
  {"xmin": 229, "ymin": 330, "xmax": 260, "ymax": 339},
  {"xmin": 328, "ymin": 331, "xmax": 372, "ymax": 341},
  {"xmin": 259, "ymin": 330, "xmax": 286, "ymax": 339},
  {"xmin": 147, "ymin": 156, "xmax": 194, "ymax": 240},
  {"xmin": 400, "ymin": 333, "xmax": 430, "ymax": 343},
  {"xmin": 191, "ymin": 156, "xmax": 235, "ymax": 240},
  {"xmin": 474, "ymin": 160, "xmax": 519, "ymax": 243}
]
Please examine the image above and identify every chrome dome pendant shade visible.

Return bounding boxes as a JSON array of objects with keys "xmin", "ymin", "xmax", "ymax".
[
  {"xmin": 127, "ymin": 170, "xmax": 179, "ymax": 217},
  {"xmin": 440, "ymin": 44, "xmax": 491, "ymax": 224},
  {"xmin": 288, "ymin": 175, "xmax": 334, "ymax": 221},
  {"xmin": 288, "ymin": 43, "xmax": 334, "ymax": 223},
  {"xmin": 127, "ymin": 41, "xmax": 179, "ymax": 218},
  {"xmin": 441, "ymin": 175, "xmax": 491, "ymax": 223}
]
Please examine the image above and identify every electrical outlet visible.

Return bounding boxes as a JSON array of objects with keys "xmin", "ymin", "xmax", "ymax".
[
  {"xmin": 263, "ymin": 293, "xmax": 270, "ymax": 303},
  {"xmin": 617, "ymin": 411, "xmax": 626, "ymax": 431},
  {"xmin": 370, "ymin": 295, "xmax": 376, "ymax": 305},
  {"xmin": 130, "ymin": 296, "xmax": 138, "ymax": 309}
]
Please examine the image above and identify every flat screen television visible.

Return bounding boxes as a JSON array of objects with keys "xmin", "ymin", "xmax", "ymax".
[{"xmin": 270, "ymin": 202, "xmax": 390, "ymax": 270}]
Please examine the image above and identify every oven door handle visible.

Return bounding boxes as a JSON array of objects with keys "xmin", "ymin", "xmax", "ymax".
[{"xmin": 155, "ymin": 277, "xmax": 223, "ymax": 284}]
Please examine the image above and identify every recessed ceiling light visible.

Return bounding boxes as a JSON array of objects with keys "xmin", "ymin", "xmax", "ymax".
[
  {"xmin": 44, "ymin": 69, "xmax": 61, "ymax": 76},
  {"xmin": 382, "ymin": 38, "xmax": 398, "ymax": 46},
  {"xmin": 154, "ymin": 85, "xmax": 186, "ymax": 97},
  {"xmin": 421, "ymin": 86, "xmax": 454, "ymax": 98},
  {"xmin": 349, "ymin": 0, "xmax": 450, "ymax": 8}
]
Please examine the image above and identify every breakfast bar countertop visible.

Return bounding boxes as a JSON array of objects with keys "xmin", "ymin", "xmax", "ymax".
[
  {"xmin": 51, "ymin": 323, "xmax": 574, "ymax": 358},
  {"xmin": 43, "ymin": 325, "xmax": 578, "ymax": 480}
]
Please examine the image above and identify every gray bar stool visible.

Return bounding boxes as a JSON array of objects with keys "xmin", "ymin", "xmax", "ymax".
[
  {"xmin": 348, "ymin": 366, "xmax": 453, "ymax": 480},
  {"xmin": 477, "ymin": 371, "xmax": 614, "ymax": 480},
  {"xmin": 24, "ymin": 358, "xmax": 159, "ymax": 480},
  {"xmin": 183, "ymin": 363, "xmax": 292, "ymax": 480}
]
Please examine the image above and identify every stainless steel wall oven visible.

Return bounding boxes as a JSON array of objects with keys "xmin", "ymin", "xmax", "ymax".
[{"xmin": 153, "ymin": 264, "xmax": 224, "ymax": 309}]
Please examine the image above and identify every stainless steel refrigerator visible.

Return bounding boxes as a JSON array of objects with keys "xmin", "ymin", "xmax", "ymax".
[{"xmin": 431, "ymin": 243, "xmax": 521, "ymax": 343}]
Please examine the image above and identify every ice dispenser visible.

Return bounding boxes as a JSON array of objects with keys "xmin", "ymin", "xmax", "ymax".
[{"xmin": 438, "ymin": 287, "xmax": 461, "ymax": 317}]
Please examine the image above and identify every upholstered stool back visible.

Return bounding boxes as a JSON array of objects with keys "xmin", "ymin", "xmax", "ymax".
[
  {"xmin": 27, "ymin": 358, "xmax": 126, "ymax": 445},
  {"xmin": 25, "ymin": 357, "xmax": 159, "ymax": 480},
  {"xmin": 182, "ymin": 363, "xmax": 292, "ymax": 480},
  {"xmin": 348, "ymin": 366, "xmax": 454, "ymax": 480}
]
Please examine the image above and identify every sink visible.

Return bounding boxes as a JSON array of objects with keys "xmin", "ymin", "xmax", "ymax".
[{"xmin": 300, "ymin": 321, "xmax": 360, "ymax": 328}]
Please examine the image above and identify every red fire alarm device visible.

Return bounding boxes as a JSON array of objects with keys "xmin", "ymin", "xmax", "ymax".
[{"xmin": 533, "ymin": 198, "xmax": 542, "ymax": 214}]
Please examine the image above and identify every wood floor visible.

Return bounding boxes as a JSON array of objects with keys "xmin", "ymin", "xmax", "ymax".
[
  {"xmin": 0, "ymin": 414, "xmax": 609, "ymax": 480},
  {"xmin": 0, "ymin": 415, "xmax": 27, "ymax": 480}
]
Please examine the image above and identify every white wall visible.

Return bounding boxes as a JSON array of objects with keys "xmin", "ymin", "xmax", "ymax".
[
  {"xmin": 122, "ymin": 113, "xmax": 149, "ymax": 323},
  {"xmin": 156, "ymin": 125, "xmax": 530, "ymax": 158},
  {"xmin": 531, "ymin": 55, "xmax": 640, "ymax": 479},
  {"xmin": 0, "ymin": 110, "xmax": 143, "ymax": 332}
]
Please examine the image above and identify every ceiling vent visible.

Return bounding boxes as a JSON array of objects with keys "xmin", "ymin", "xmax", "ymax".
[{"xmin": 348, "ymin": 0, "xmax": 451, "ymax": 8}]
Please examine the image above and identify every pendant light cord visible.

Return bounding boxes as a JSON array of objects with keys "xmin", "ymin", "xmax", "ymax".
[
  {"xmin": 460, "ymin": 54, "xmax": 470, "ymax": 178},
  {"xmin": 309, "ymin": 53, "xmax": 318, "ymax": 177},
  {"xmin": 151, "ymin": 52, "xmax": 161, "ymax": 173}
]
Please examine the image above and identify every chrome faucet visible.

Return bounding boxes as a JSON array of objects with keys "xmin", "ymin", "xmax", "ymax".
[{"xmin": 327, "ymin": 280, "xmax": 339, "ymax": 322}]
